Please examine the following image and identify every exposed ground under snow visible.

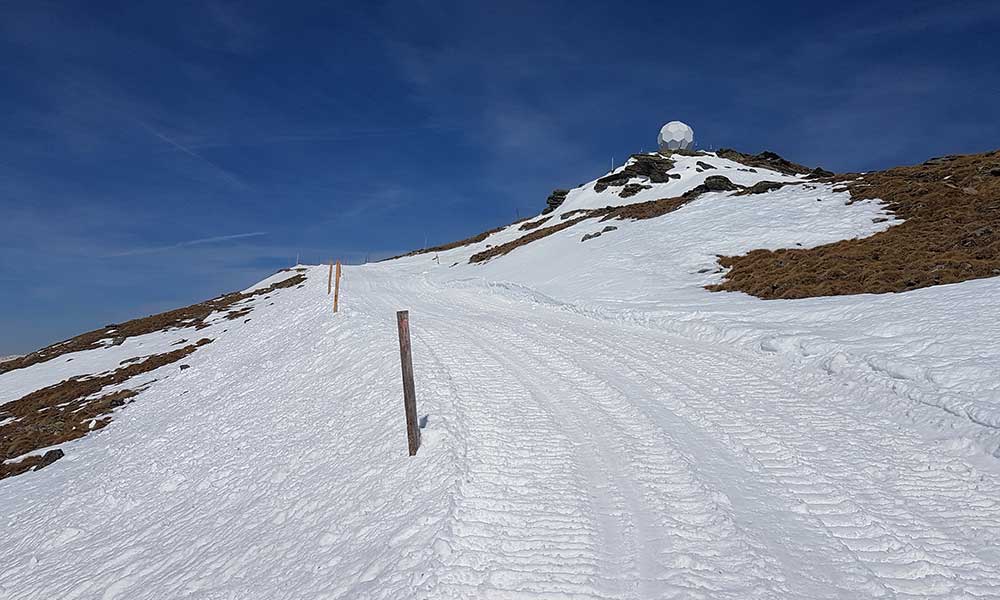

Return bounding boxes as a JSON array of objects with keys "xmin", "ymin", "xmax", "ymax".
[{"xmin": 2, "ymin": 152, "xmax": 999, "ymax": 599}]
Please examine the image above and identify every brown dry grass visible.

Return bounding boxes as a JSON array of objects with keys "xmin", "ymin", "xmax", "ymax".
[
  {"xmin": 382, "ymin": 225, "xmax": 513, "ymax": 261},
  {"xmin": 0, "ymin": 339, "xmax": 211, "ymax": 480},
  {"xmin": 1, "ymin": 273, "xmax": 305, "ymax": 376},
  {"xmin": 716, "ymin": 149, "xmax": 832, "ymax": 178},
  {"xmin": 468, "ymin": 180, "xmax": 745, "ymax": 262},
  {"xmin": 600, "ymin": 197, "xmax": 691, "ymax": 221},
  {"xmin": 470, "ymin": 214, "xmax": 603, "ymax": 263},
  {"xmin": 0, "ymin": 271, "xmax": 308, "ymax": 480},
  {"xmin": 708, "ymin": 150, "xmax": 1000, "ymax": 298},
  {"xmin": 597, "ymin": 176, "xmax": 741, "ymax": 222},
  {"xmin": 519, "ymin": 216, "xmax": 553, "ymax": 231}
]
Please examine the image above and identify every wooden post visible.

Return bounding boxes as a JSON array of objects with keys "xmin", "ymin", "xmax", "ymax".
[
  {"xmin": 396, "ymin": 310, "xmax": 420, "ymax": 456},
  {"xmin": 333, "ymin": 260, "xmax": 342, "ymax": 312},
  {"xmin": 327, "ymin": 260, "xmax": 333, "ymax": 295}
]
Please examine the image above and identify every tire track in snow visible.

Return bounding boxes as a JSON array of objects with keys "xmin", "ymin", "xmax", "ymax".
[
  {"xmin": 402, "ymin": 276, "xmax": 790, "ymax": 599},
  {"xmin": 410, "ymin": 316, "xmax": 616, "ymax": 598},
  {"xmin": 528, "ymin": 310, "xmax": 1000, "ymax": 598},
  {"xmin": 543, "ymin": 324, "xmax": 898, "ymax": 598},
  {"xmin": 468, "ymin": 317, "xmax": 791, "ymax": 599}
]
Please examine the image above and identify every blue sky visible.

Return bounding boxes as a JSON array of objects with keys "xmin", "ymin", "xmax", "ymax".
[{"xmin": 2, "ymin": 1, "xmax": 999, "ymax": 355}]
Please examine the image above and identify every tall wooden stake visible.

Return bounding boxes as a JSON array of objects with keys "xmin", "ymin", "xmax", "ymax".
[
  {"xmin": 327, "ymin": 260, "xmax": 333, "ymax": 295},
  {"xmin": 333, "ymin": 260, "xmax": 342, "ymax": 312},
  {"xmin": 396, "ymin": 310, "xmax": 420, "ymax": 456}
]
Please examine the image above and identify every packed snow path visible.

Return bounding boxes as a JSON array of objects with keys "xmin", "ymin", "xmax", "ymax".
[{"xmin": 3, "ymin": 265, "xmax": 1000, "ymax": 599}]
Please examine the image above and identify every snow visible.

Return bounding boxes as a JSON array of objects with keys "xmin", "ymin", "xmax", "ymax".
[
  {"xmin": 0, "ymin": 328, "xmax": 203, "ymax": 405},
  {"xmin": 549, "ymin": 153, "xmax": 803, "ymax": 216},
  {"xmin": 2, "ymin": 154, "xmax": 1000, "ymax": 598}
]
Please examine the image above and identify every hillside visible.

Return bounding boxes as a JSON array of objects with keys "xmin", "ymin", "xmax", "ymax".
[{"xmin": 2, "ymin": 148, "xmax": 1000, "ymax": 599}]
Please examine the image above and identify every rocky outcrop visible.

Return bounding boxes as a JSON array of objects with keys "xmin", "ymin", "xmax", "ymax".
[
  {"xmin": 668, "ymin": 148, "xmax": 708, "ymax": 157},
  {"xmin": 702, "ymin": 175, "xmax": 739, "ymax": 192},
  {"xmin": 716, "ymin": 148, "xmax": 824, "ymax": 177},
  {"xmin": 542, "ymin": 189, "xmax": 570, "ymax": 214},
  {"xmin": 736, "ymin": 181, "xmax": 794, "ymax": 196},
  {"xmin": 581, "ymin": 225, "xmax": 619, "ymax": 242},
  {"xmin": 619, "ymin": 183, "xmax": 652, "ymax": 198},
  {"xmin": 807, "ymin": 167, "xmax": 834, "ymax": 178},
  {"xmin": 594, "ymin": 154, "xmax": 677, "ymax": 193}
]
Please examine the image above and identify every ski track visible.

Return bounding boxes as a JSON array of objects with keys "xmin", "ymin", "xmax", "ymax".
[
  {"xmin": 399, "ymin": 275, "xmax": 1000, "ymax": 598},
  {"xmin": 4, "ymin": 266, "xmax": 1000, "ymax": 599},
  {"xmin": 544, "ymin": 322, "xmax": 1000, "ymax": 598}
]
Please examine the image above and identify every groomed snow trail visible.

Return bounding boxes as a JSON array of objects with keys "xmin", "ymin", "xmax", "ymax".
[
  {"xmin": 361, "ymin": 268, "xmax": 1000, "ymax": 598},
  {"xmin": 3, "ymin": 265, "xmax": 1000, "ymax": 599}
]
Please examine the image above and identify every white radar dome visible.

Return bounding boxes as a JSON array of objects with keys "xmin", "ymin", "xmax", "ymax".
[{"xmin": 657, "ymin": 121, "xmax": 694, "ymax": 151}]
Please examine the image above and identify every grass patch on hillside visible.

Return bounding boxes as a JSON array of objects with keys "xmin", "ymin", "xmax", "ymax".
[
  {"xmin": 1, "ymin": 272, "xmax": 305, "ymax": 376},
  {"xmin": 707, "ymin": 150, "xmax": 1000, "ymax": 298},
  {"xmin": 0, "ymin": 339, "xmax": 211, "ymax": 480},
  {"xmin": 0, "ymin": 271, "xmax": 309, "ymax": 481}
]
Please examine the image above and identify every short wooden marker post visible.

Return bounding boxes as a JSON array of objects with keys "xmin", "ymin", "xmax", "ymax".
[
  {"xmin": 327, "ymin": 260, "xmax": 333, "ymax": 295},
  {"xmin": 396, "ymin": 310, "xmax": 420, "ymax": 456},
  {"xmin": 333, "ymin": 260, "xmax": 342, "ymax": 312}
]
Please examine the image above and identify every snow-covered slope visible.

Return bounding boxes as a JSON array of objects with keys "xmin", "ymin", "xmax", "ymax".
[
  {"xmin": 548, "ymin": 152, "xmax": 802, "ymax": 217},
  {"xmin": 3, "ymin": 151, "xmax": 1000, "ymax": 599}
]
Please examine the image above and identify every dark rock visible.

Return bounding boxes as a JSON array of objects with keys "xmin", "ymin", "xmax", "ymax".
[
  {"xmin": 594, "ymin": 154, "xmax": 676, "ymax": 192},
  {"xmin": 33, "ymin": 449, "xmax": 64, "ymax": 472},
  {"xmin": 179, "ymin": 364, "xmax": 190, "ymax": 370},
  {"xmin": 667, "ymin": 148, "xmax": 707, "ymax": 157},
  {"xmin": 806, "ymin": 167, "xmax": 834, "ymax": 178},
  {"xmin": 716, "ymin": 148, "xmax": 816, "ymax": 176},
  {"xmin": 677, "ymin": 175, "xmax": 740, "ymax": 201},
  {"xmin": 702, "ymin": 175, "xmax": 739, "ymax": 192},
  {"xmin": 696, "ymin": 161, "xmax": 716, "ymax": 170},
  {"xmin": 542, "ymin": 189, "xmax": 570, "ymax": 214},
  {"xmin": 737, "ymin": 181, "xmax": 789, "ymax": 195},
  {"xmin": 619, "ymin": 183, "xmax": 652, "ymax": 198},
  {"xmin": 601, "ymin": 225, "xmax": 618, "ymax": 233},
  {"xmin": 581, "ymin": 232, "xmax": 602, "ymax": 242}
]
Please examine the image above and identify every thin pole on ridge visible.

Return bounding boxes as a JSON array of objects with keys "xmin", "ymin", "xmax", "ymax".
[{"xmin": 327, "ymin": 260, "xmax": 333, "ymax": 295}]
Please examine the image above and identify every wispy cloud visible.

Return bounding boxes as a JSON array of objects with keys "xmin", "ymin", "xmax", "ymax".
[
  {"xmin": 107, "ymin": 231, "xmax": 268, "ymax": 257},
  {"xmin": 135, "ymin": 119, "xmax": 249, "ymax": 189}
]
